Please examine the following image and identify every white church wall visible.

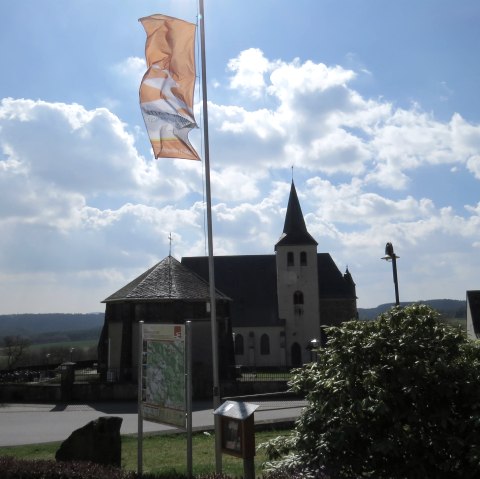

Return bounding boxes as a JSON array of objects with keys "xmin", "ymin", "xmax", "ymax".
[
  {"xmin": 276, "ymin": 246, "xmax": 321, "ymax": 366},
  {"xmin": 467, "ymin": 294, "xmax": 476, "ymax": 340},
  {"xmin": 233, "ymin": 326, "xmax": 285, "ymax": 368}
]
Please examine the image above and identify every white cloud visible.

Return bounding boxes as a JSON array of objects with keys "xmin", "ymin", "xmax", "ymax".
[
  {"xmin": 227, "ymin": 48, "xmax": 273, "ymax": 98},
  {"xmin": 219, "ymin": 50, "xmax": 480, "ymax": 192},
  {"xmin": 2, "ymin": 49, "xmax": 480, "ymax": 312},
  {"xmin": 0, "ymin": 98, "xmax": 140, "ymax": 195},
  {"xmin": 306, "ymin": 176, "xmax": 436, "ymax": 225},
  {"xmin": 112, "ymin": 56, "xmax": 146, "ymax": 87},
  {"xmin": 0, "ymin": 97, "xmax": 211, "ymax": 286}
]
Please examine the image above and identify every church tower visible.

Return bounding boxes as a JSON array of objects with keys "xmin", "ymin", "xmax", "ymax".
[{"xmin": 275, "ymin": 181, "xmax": 320, "ymax": 367}]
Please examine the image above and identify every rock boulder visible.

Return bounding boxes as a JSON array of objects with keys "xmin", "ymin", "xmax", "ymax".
[{"xmin": 55, "ymin": 416, "xmax": 122, "ymax": 467}]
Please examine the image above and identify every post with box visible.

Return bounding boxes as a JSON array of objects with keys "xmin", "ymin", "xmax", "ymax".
[{"xmin": 213, "ymin": 400, "xmax": 259, "ymax": 479}]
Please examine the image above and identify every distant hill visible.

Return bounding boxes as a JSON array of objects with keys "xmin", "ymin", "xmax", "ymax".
[
  {"xmin": 358, "ymin": 299, "xmax": 466, "ymax": 321},
  {"xmin": 0, "ymin": 313, "xmax": 104, "ymax": 344},
  {"xmin": 0, "ymin": 302, "xmax": 467, "ymax": 343}
]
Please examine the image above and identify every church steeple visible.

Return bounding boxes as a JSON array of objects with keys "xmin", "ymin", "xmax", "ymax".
[{"xmin": 275, "ymin": 181, "xmax": 318, "ymax": 250}]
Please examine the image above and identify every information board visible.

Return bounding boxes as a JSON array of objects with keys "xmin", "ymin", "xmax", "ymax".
[{"xmin": 141, "ymin": 323, "xmax": 186, "ymax": 428}]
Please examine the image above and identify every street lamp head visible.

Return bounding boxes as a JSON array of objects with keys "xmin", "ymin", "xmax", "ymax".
[
  {"xmin": 382, "ymin": 241, "xmax": 401, "ymax": 306},
  {"xmin": 382, "ymin": 242, "xmax": 399, "ymax": 261}
]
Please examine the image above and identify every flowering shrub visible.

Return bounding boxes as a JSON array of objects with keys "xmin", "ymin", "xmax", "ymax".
[{"xmin": 260, "ymin": 305, "xmax": 480, "ymax": 478}]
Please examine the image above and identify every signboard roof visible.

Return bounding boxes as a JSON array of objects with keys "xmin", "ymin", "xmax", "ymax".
[{"xmin": 213, "ymin": 400, "xmax": 259, "ymax": 420}]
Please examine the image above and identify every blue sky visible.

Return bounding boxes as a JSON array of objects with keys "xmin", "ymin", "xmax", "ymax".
[{"xmin": 1, "ymin": 0, "xmax": 480, "ymax": 313}]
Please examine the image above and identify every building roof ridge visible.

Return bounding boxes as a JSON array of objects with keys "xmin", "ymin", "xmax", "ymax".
[{"xmin": 103, "ymin": 255, "xmax": 230, "ymax": 302}]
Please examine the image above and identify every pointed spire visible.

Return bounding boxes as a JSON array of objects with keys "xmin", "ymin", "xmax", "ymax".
[
  {"xmin": 343, "ymin": 266, "xmax": 357, "ymax": 298},
  {"xmin": 344, "ymin": 267, "xmax": 355, "ymax": 285},
  {"xmin": 275, "ymin": 181, "xmax": 318, "ymax": 250}
]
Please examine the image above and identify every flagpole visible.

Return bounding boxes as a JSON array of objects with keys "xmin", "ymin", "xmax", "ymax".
[{"xmin": 199, "ymin": 0, "xmax": 222, "ymax": 473}]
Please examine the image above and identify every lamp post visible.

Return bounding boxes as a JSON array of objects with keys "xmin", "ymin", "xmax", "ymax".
[
  {"xmin": 382, "ymin": 242, "xmax": 400, "ymax": 306},
  {"xmin": 307, "ymin": 338, "xmax": 319, "ymax": 362}
]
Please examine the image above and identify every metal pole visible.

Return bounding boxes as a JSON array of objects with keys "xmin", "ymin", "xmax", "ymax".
[
  {"xmin": 383, "ymin": 243, "xmax": 400, "ymax": 307},
  {"xmin": 243, "ymin": 457, "xmax": 255, "ymax": 479},
  {"xmin": 186, "ymin": 321, "xmax": 193, "ymax": 478},
  {"xmin": 392, "ymin": 256, "xmax": 400, "ymax": 306},
  {"xmin": 198, "ymin": 0, "xmax": 222, "ymax": 473},
  {"xmin": 137, "ymin": 321, "xmax": 144, "ymax": 477}
]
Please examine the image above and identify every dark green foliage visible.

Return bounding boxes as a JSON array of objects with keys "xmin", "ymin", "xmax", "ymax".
[
  {"xmin": 0, "ymin": 457, "xmax": 135, "ymax": 478},
  {"xmin": 260, "ymin": 304, "xmax": 480, "ymax": 478},
  {"xmin": 0, "ymin": 456, "xmax": 304, "ymax": 478}
]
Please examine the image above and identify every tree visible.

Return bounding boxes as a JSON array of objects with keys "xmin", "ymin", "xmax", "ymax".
[
  {"xmin": 3, "ymin": 335, "xmax": 31, "ymax": 369},
  {"xmin": 260, "ymin": 305, "xmax": 480, "ymax": 478}
]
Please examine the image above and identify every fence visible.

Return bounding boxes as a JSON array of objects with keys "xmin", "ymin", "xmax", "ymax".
[
  {"xmin": 0, "ymin": 363, "xmax": 298, "ymax": 402},
  {"xmin": 0, "ymin": 361, "xmax": 99, "ymax": 384},
  {"xmin": 1, "ymin": 364, "xmax": 294, "ymax": 384},
  {"xmin": 236, "ymin": 366, "xmax": 293, "ymax": 382}
]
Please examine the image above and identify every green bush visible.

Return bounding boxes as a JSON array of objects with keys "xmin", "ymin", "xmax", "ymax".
[
  {"xmin": 260, "ymin": 304, "xmax": 480, "ymax": 478},
  {"xmin": 0, "ymin": 456, "xmax": 135, "ymax": 478},
  {"xmin": 0, "ymin": 456, "xmax": 302, "ymax": 478}
]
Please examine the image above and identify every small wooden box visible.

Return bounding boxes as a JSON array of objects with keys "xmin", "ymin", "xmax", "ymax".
[{"xmin": 214, "ymin": 401, "xmax": 259, "ymax": 459}]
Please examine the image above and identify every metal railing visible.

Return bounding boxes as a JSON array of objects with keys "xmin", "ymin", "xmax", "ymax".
[
  {"xmin": 1, "ymin": 364, "xmax": 293, "ymax": 384},
  {"xmin": 0, "ymin": 362, "xmax": 100, "ymax": 384},
  {"xmin": 235, "ymin": 366, "xmax": 293, "ymax": 382}
]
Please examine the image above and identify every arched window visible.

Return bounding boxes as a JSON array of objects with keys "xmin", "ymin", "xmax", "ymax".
[
  {"xmin": 294, "ymin": 291, "xmax": 304, "ymax": 316},
  {"xmin": 300, "ymin": 251, "xmax": 307, "ymax": 266},
  {"xmin": 293, "ymin": 291, "xmax": 304, "ymax": 305},
  {"xmin": 287, "ymin": 251, "xmax": 294, "ymax": 266},
  {"xmin": 234, "ymin": 334, "xmax": 244, "ymax": 355},
  {"xmin": 260, "ymin": 334, "xmax": 270, "ymax": 355}
]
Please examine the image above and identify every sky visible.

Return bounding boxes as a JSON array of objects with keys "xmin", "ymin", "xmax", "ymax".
[{"xmin": 1, "ymin": 0, "xmax": 480, "ymax": 314}]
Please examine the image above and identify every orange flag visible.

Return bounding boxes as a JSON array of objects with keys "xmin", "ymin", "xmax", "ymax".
[{"xmin": 139, "ymin": 14, "xmax": 200, "ymax": 160}]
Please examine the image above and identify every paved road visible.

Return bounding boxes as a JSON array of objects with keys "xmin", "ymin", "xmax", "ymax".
[{"xmin": 0, "ymin": 399, "xmax": 306, "ymax": 447}]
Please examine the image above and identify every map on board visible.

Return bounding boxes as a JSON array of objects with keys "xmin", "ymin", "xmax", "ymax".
[{"xmin": 142, "ymin": 324, "xmax": 186, "ymax": 428}]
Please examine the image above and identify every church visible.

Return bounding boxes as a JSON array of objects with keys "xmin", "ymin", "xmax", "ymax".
[{"xmin": 98, "ymin": 181, "xmax": 357, "ymax": 383}]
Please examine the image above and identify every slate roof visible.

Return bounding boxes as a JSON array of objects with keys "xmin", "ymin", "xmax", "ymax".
[
  {"xmin": 182, "ymin": 255, "xmax": 280, "ymax": 327},
  {"xmin": 182, "ymin": 253, "xmax": 356, "ymax": 327},
  {"xmin": 317, "ymin": 254, "xmax": 356, "ymax": 299},
  {"xmin": 103, "ymin": 255, "xmax": 231, "ymax": 303},
  {"xmin": 275, "ymin": 181, "xmax": 318, "ymax": 249},
  {"xmin": 467, "ymin": 290, "xmax": 480, "ymax": 337}
]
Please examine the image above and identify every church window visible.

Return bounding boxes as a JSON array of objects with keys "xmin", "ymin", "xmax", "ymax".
[
  {"xmin": 234, "ymin": 334, "xmax": 244, "ymax": 355},
  {"xmin": 294, "ymin": 291, "xmax": 304, "ymax": 305},
  {"xmin": 294, "ymin": 291, "xmax": 304, "ymax": 316},
  {"xmin": 287, "ymin": 251, "xmax": 294, "ymax": 266},
  {"xmin": 260, "ymin": 334, "xmax": 270, "ymax": 355},
  {"xmin": 300, "ymin": 251, "xmax": 307, "ymax": 266}
]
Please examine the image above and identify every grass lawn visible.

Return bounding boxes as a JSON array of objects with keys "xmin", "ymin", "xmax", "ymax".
[{"xmin": 0, "ymin": 428, "xmax": 289, "ymax": 477}]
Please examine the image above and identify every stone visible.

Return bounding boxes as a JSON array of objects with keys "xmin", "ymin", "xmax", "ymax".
[{"xmin": 55, "ymin": 416, "xmax": 122, "ymax": 467}]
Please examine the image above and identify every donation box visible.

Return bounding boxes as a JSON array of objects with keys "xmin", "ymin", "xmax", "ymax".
[{"xmin": 214, "ymin": 400, "xmax": 259, "ymax": 459}]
